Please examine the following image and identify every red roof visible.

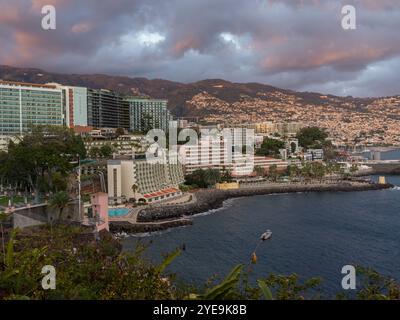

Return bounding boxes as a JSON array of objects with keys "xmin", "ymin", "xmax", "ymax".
[{"xmin": 143, "ymin": 187, "xmax": 179, "ymax": 199}]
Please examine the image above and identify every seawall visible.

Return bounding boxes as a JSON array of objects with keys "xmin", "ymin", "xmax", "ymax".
[{"xmin": 137, "ymin": 181, "xmax": 393, "ymax": 223}]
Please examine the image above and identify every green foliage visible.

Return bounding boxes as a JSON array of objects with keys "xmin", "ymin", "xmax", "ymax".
[
  {"xmin": 0, "ymin": 225, "xmax": 180, "ymax": 300},
  {"xmin": 51, "ymin": 172, "xmax": 68, "ymax": 192},
  {"xmin": 89, "ymin": 146, "xmax": 101, "ymax": 159},
  {"xmin": 185, "ymin": 169, "xmax": 221, "ymax": 188},
  {"xmin": 193, "ymin": 265, "xmax": 243, "ymax": 300},
  {"xmin": 297, "ymin": 162, "xmax": 327, "ymax": 182},
  {"xmin": 260, "ymin": 273, "xmax": 322, "ymax": 300},
  {"xmin": 254, "ymin": 165, "xmax": 265, "ymax": 177},
  {"xmin": 355, "ymin": 266, "xmax": 400, "ymax": 300},
  {"xmin": 0, "ymin": 125, "xmax": 86, "ymax": 200},
  {"xmin": 115, "ymin": 128, "xmax": 125, "ymax": 137},
  {"xmin": 156, "ymin": 249, "xmax": 181, "ymax": 274},
  {"xmin": 220, "ymin": 167, "xmax": 233, "ymax": 183},
  {"xmin": 5, "ymin": 230, "xmax": 16, "ymax": 272},
  {"xmin": 257, "ymin": 280, "xmax": 273, "ymax": 300},
  {"xmin": 140, "ymin": 113, "xmax": 159, "ymax": 133},
  {"xmin": 296, "ymin": 127, "xmax": 328, "ymax": 149},
  {"xmin": 48, "ymin": 191, "xmax": 70, "ymax": 219},
  {"xmin": 268, "ymin": 164, "xmax": 279, "ymax": 182},
  {"xmin": 179, "ymin": 184, "xmax": 195, "ymax": 192},
  {"xmin": 99, "ymin": 144, "xmax": 113, "ymax": 158},
  {"xmin": 0, "ymin": 225, "xmax": 399, "ymax": 300},
  {"xmin": 256, "ymin": 137, "xmax": 284, "ymax": 157}
]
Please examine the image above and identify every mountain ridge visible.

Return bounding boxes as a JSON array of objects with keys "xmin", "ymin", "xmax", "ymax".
[{"xmin": 0, "ymin": 65, "xmax": 392, "ymax": 119}]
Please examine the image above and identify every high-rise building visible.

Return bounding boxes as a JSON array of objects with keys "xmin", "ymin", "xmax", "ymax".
[
  {"xmin": 48, "ymin": 83, "xmax": 88, "ymax": 128},
  {"xmin": 127, "ymin": 97, "xmax": 172, "ymax": 133},
  {"xmin": 58, "ymin": 85, "xmax": 88, "ymax": 127},
  {"xmin": 0, "ymin": 81, "xmax": 64, "ymax": 136},
  {"xmin": 87, "ymin": 89, "xmax": 130, "ymax": 130}
]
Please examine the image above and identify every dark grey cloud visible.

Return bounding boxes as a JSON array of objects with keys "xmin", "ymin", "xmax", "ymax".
[{"xmin": 0, "ymin": 0, "xmax": 399, "ymax": 97}]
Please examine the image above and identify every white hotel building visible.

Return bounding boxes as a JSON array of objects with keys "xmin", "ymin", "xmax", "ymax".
[
  {"xmin": 179, "ymin": 130, "xmax": 288, "ymax": 177},
  {"xmin": 107, "ymin": 152, "xmax": 184, "ymax": 204}
]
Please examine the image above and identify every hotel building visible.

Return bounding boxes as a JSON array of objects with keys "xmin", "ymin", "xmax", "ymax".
[
  {"xmin": 179, "ymin": 130, "xmax": 287, "ymax": 177},
  {"xmin": 127, "ymin": 97, "xmax": 173, "ymax": 133},
  {"xmin": 87, "ymin": 89, "xmax": 130, "ymax": 130},
  {"xmin": 57, "ymin": 85, "xmax": 88, "ymax": 127},
  {"xmin": 107, "ymin": 153, "xmax": 184, "ymax": 204},
  {"xmin": 0, "ymin": 81, "xmax": 64, "ymax": 136}
]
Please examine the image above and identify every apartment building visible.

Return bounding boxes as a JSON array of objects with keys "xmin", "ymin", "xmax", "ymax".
[
  {"xmin": 127, "ymin": 97, "xmax": 173, "ymax": 133},
  {"xmin": 0, "ymin": 81, "xmax": 64, "ymax": 136},
  {"xmin": 87, "ymin": 89, "xmax": 130, "ymax": 130}
]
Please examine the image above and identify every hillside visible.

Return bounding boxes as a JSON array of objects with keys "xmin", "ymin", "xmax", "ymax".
[
  {"xmin": 1, "ymin": 65, "xmax": 400, "ymax": 146},
  {"xmin": 0, "ymin": 65, "xmax": 373, "ymax": 118}
]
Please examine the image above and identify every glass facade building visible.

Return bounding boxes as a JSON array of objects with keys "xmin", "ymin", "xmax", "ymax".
[
  {"xmin": 127, "ymin": 97, "xmax": 172, "ymax": 133},
  {"xmin": 87, "ymin": 89, "xmax": 130, "ymax": 130},
  {"xmin": 0, "ymin": 81, "xmax": 64, "ymax": 136}
]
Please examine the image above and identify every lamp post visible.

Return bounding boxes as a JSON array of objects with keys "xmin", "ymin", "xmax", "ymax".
[{"xmin": 77, "ymin": 155, "xmax": 81, "ymax": 221}]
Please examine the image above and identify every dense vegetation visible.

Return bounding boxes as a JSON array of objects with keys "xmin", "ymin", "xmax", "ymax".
[
  {"xmin": 256, "ymin": 138, "xmax": 285, "ymax": 158},
  {"xmin": 0, "ymin": 224, "xmax": 399, "ymax": 300},
  {"xmin": 0, "ymin": 126, "xmax": 86, "ymax": 202},
  {"xmin": 184, "ymin": 168, "xmax": 232, "ymax": 188}
]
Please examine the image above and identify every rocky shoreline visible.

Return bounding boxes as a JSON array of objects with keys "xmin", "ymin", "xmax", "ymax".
[
  {"xmin": 137, "ymin": 181, "xmax": 393, "ymax": 223},
  {"xmin": 110, "ymin": 219, "xmax": 193, "ymax": 234}
]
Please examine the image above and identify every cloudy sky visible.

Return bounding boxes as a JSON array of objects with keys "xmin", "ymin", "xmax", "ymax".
[{"xmin": 1, "ymin": 0, "xmax": 400, "ymax": 97}]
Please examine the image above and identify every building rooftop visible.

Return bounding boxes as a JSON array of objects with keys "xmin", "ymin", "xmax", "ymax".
[{"xmin": 0, "ymin": 80, "xmax": 57, "ymax": 89}]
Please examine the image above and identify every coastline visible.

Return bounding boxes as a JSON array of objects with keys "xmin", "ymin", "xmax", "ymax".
[{"xmin": 110, "ymin": 180, "xmax": 393, "ymax": 234}]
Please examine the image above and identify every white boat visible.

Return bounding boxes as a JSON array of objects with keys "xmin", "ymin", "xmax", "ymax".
[{"xmin": 260, "ymin": 230, "xmax": 272, "ymax": 241}]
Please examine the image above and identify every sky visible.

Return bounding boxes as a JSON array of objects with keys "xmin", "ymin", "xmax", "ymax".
[{"xmin": 0, "ymin": 0, "xmax": 400, "ymax": 97}]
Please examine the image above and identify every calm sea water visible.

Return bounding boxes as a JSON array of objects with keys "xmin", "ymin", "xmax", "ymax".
[
  {"xmin": 123, "ymin": 157, "xmax": 400, "ymax": 297},
  {"xmin": 363, "ymin": 148, "xmax": 400, "ymax": 160}
]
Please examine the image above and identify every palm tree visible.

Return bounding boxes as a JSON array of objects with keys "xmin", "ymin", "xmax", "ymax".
[
  {"xmin": 268, "ymin": 164, "xmax": 278, "ymax": 182},
  {"xmin": 254, "ymin": 165, "xmax": 264, "ymax": 177},
  {"xmin": 49, "ymin": 191, "xmax": 70, "ymax": 220},
  {"xmin": 131, "ymin": 184, "xmax": 138, "ymax": 202}
]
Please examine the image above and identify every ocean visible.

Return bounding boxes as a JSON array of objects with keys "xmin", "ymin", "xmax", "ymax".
[{"xmin": 122, "ymin": 155, "xmax": 400, "ymax": 297}]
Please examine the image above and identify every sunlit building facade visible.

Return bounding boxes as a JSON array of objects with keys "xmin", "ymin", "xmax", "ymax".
[{"xmin": 0, "ymin": 81, "xmax": 64, "ymax": 136}]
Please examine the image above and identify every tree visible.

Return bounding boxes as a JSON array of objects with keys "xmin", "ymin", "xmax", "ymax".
[
  {"xmin": 0, "ymin": 125, "xmax": 86, "ymax": 202},
  {"xmin": 140, "ymin": 113, "xmax": 159, "ymax": 133},
  {"xmin": 52, "ymin": 172, "xmax": 68, "ymax": 192},
  {"xmin": 350, "ymin": 164, "xmax": 358, "ymax": 175},
  {"xmin": 89, "ymin": 146, "xmax": 101, "ymax": 159},
  {"xmin": 256, "ymin": 138, "xmax": 284, "ymax": 157},
  {"xmin": 220, "ymin": 167, "xmax": 232, "ymax": 183},
  {"xmin": 268, "ymin": 164, "xmax": 278, "ymax": 182},
  {"xmin": 115, "ymin": 128, "xmax": 125, "ymax": 137},
  {"xmin": 185, "ymin": 169, "xmax": 221, "ymax": 188},
  {"xmin": 311, "ymin": 162, "xmax": 326, "ymax": 182},
  {"xmin": 131, "ymin": 184, "xmax": 138, "ymax": 202},
  {"xmin": 205, "ymin": 169, "xmax": 221, "ymax": 185},
  {"xmin": 254, "ymin": 166, "xmax": 265, "ymax": 177},
  {"xmin": 49, "ymin": 191, "xmax": 70, "ymax": 221},
  {"xmin": 100, "ymin": 144, "xmax": 113, "ymax": 158},
  {"xmin": 290, "ymin": 142, "xmax": 297, "ymax": 154},
  {"xmin": 296, "ymin": 127, "xmax": 328, "ymax": 149},
  {"xmin": 287, "ymin": 165, "xmax": 299, "ymax": 180}
]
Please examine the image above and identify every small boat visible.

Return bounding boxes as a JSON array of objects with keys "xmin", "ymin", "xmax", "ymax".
[{"xmin": 260, "ymin": 230, "xmax": 272, "ymax": 241}]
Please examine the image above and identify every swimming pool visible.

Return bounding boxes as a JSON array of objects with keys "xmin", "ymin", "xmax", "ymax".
[{"xmin": 108, "ymin": 207, "xmax": 129, "ymax": 217}]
